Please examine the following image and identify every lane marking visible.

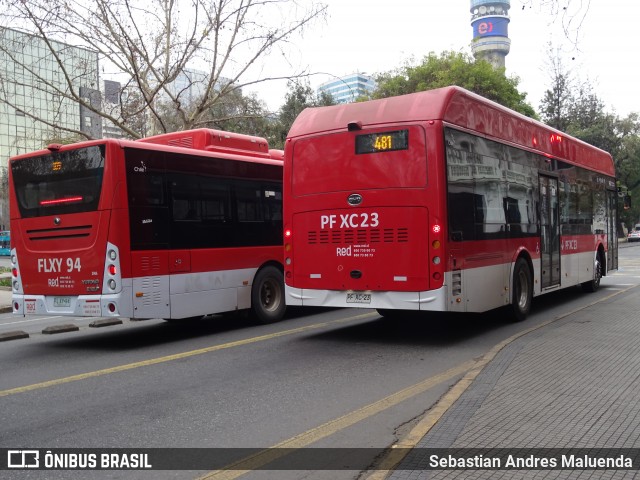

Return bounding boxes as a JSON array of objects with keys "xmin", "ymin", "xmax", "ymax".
[
  {"xmin": 0, "ymin": 313, "xmax": 376, "ymax": 398},
  {"xmin": 366, "ymin": 283, "xmax": 640, "ymax": 478},
  {"xmin": 0, "ymin": 316, "xmax": 74, "ymax": 327},
  {"xmin": 196, "ymin": 359, "xmax": 477, "ymax": 480}
]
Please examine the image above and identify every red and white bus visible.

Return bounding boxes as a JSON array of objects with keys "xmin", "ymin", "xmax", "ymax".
[
  {"xmin": 283, "ymin": 86, "xmax": 618, "ymax": 320},
  {"xmin": 10, "ymin": 129, "xmax": 286, "ymax": 323}
]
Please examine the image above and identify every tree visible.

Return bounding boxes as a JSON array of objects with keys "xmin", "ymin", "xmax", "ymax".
[
  {"xmin": 0, "ymin": 0, "xmax": 327, "ymax": 140},
  {"xmin": 539, "ymin": 47, "xmax": 574, "ymax": 132},
  {"xmin": 270, "ymin": 79, "xmax": 334, "ymax": 148},
  {"xmin": 372, "ymin": 51, "xmax": 536, "ymax": 118},
  {"xmin": 520, "ymin": 0, "xmax": 591, "ymax": 46}
]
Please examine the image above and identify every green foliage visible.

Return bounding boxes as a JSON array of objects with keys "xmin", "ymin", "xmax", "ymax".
[
  {"xmin": 373, "ymin": 51, "xmax": 536, "ymax": 118},
  {"xmin": 43, "ymin": 133, "xmax": 86, "ymax": 145},
  {"xmin": 202, "ymin": 90, "xmax": 273, "ymax": 139},
  {"xmin": 270, "ymin": 79, "xmax": 336, "ymax": 149}
]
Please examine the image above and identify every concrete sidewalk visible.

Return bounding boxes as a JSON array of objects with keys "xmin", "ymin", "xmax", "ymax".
[{"xmin": 386, "ymin": 284, "xmax": 640, "ymax": 479}]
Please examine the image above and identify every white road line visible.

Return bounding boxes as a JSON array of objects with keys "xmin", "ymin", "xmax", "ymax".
[{"xmin": 1, "ymin": 316, "xmax": 64, "ymax": 326}]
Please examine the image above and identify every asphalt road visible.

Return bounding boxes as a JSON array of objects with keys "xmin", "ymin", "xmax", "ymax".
[{"xmin": 1, "ymin": 244, "xmax": 640, "ymax": 480}]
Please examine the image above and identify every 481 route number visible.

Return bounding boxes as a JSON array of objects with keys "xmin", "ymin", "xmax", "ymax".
[{"xmin": 320, "ymin": 212, "xmax": 379, "ymax": 229}]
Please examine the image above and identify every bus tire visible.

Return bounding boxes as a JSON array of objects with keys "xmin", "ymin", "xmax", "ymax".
[
  {"xmin": 581, "ymin": 251, "xmax": 603, "ymax": 293},
  {"xmin": 510, "ymin": 257, "xmax": 532, "ymax": 322},
  {"xmin": 251, "ymin": 265, "xmax": 286, "ymax": 324}
]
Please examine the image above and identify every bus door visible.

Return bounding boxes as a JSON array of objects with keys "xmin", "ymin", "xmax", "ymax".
[
  {"xmin": 539, "ymin": 175, "xmax": 561, "ymax": 289},
  {"xmin": 607, "ymin": 189, "xmax": 618, "ymax": 271}
]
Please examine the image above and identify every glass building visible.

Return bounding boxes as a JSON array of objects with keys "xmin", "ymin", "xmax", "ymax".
[
  {"xmin": 0, "ymin": 27, "xmax": 99, "ymax": 160},
  {"xmin": 0, "ymin": 26, "xmax": 99, "ymax": 228},
  {"xmin": 317, "ymin": 73, "xmax": 377, "ymax": 104}
]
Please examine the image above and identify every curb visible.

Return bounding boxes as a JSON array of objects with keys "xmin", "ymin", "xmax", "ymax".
[{"xmin": 0, "ymin": 330, "xmax": 29, "ymax": 342}]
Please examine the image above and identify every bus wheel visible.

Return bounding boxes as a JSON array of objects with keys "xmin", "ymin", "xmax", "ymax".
[
  {"xmin": 581, "ymin": 251, "xmax": 603, "ymax": 293},
  {"xmin": 510, "ymin": 257, "xmax": 532, "ymax": 322},
  {"xmin": 251, "ymin": 265, "xmax": 286, "ymax": 324}
]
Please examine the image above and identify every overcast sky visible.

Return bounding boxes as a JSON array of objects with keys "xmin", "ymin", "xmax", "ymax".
[{"xmin": 249, "ymin": 0, "xmax": 640, "ymax": 117}]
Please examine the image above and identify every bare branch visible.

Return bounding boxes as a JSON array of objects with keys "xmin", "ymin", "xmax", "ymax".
[{"xmin": 0, "ymin": 0, "xmax": 327, "ymax": 142}]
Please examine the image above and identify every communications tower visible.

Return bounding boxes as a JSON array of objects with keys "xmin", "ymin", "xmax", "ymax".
[{"xmin": 470, "ymin": 0, "xmax": 511, "ymax": 69}]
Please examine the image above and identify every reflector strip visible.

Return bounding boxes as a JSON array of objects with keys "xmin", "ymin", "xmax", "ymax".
[
  {"xmin": 394, "ymin": 276, "xmax": 408, "ymax": 282},
  {"xmin": 310, "ymin": 274, "xmax": 322, "ymax": 279}
]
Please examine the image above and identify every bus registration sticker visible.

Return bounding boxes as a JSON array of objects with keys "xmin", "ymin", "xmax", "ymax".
[
  {"xmin": 54, "ymin": 297, "xmax": 71, "ymax": 308},
  {"xmin": 346, "ymin": 293, "xmax": 371, "ymax": 304}
]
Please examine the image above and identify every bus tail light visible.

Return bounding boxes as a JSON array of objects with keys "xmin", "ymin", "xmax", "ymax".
[
  {"xmin": 102, "ymin": 243, "xmax": 122, "ymax": 295},
  {"xmin": 10, "ymin": 249, "xmax": 23, "ymax": 295},
  {"xmin": 284, "ymin": 227, "xmax": 293, "ymax": 277},
  {"xmin": 430, "ymin": 221, "xmax": 444, "ymax": 288}
]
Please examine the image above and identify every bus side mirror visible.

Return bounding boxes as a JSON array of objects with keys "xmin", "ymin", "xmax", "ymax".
[{"xmin": 623, "ymin": 195, "xmax": 631, "ymax": 210}]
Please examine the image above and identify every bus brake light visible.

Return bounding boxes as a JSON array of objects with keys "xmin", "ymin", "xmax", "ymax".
[{"xmin": 39, "ymin": 196, "xmax": 83, "ymax": 206}]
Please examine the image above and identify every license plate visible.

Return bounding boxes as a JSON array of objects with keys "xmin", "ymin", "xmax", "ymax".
[
  {"xmin": 54, "ymin": 297, "xmax": 71, "ymax": 308},
  {"xmin": 346, "ymin": 292, "xmax": 371, "ymax": 304}
]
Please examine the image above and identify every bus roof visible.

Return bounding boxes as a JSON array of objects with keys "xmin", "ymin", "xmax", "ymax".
[
  {"xmin": 287, "ymin": 86, "xmax": 615, "ymax": 177},
  {"xmin": 9, "ymin": 129, "xmax": 284, "ymax": 166}
]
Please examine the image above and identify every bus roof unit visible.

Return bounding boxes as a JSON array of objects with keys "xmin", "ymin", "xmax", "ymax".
[{"xmin": 137, "ymin": 128, "xmax": 273, "ymax": 158}]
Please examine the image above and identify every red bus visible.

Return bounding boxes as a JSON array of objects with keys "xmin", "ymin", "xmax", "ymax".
[
  {"xmin": 10, "ymin": 129, "xmax": 286, "ymax": 323},
  {"xmin": 283, "ymin": 86, "xmax": 618, "ymax": 321}
]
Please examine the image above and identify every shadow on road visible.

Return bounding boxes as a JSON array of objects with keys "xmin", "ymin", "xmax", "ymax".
[{"xmin": 30, "ymin": 283, "xmax": 619, "ymax": 353}]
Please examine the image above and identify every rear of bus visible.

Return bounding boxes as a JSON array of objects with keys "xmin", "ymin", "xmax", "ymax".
[
  {"xmin": 283, "ymin": 98, "xmax": 448, "ymax": 311},
  {"xmin": 10, "ymin": 141, "xmax": 128, "ymax": 317}
]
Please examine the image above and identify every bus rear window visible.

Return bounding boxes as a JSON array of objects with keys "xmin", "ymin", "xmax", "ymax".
[
  {"xmin": 292, "ymin": 125, "xmax": 426, "ymax": 196},
  {"xmin": 11, "ymin": 145, "xmax": 105, "ymax": 218}
]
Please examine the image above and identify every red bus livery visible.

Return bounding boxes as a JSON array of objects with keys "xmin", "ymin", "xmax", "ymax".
[
  {"xmin": 283, "ymin": 86, "xmax": 618, "ymax": 320},
  {"xmin": 10, "ymin": 129, "xmax": 286, "ymax": 323}
]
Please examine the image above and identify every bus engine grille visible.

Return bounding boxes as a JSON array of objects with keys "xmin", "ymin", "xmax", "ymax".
[{"xmin": 307, "ymin": 228, "xmax": 409, "ymax": 244}]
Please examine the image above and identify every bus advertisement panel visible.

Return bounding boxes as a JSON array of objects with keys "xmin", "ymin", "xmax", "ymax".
[
  {"xmin": 283, "ymin": 86, "xmax": 617, "ymax": 321},
  {"xmin": 10, "ymin": 129, "xmax": 285, "ymax": 324}
]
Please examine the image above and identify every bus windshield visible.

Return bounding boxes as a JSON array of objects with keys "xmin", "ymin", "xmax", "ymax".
[{"xmin": 11, "ymin": 145, "xmax": 105, "ymax": 218}]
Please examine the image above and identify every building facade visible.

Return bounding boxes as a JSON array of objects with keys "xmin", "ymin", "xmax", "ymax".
[
  {"xmin": 317, "ymin": 73, "xmax": 376, "ymax": 104},
  {"xmin": 470, "ymin": 0, "xmax": 511, "ymax": 69}
]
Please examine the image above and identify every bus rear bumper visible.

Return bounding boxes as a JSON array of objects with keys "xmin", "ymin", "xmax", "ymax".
[
  {"xmin": 13, "ymin": 288, "xmax": 133, "ymax": 318},
  {"xmin": 285, "ymin": 285, "xmax": 448, "ymax": 311}
]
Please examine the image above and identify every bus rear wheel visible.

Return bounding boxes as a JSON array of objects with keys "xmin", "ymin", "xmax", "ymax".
[
  {"xmin": 251, "ymin": 265, "xmax": 286, "ymax": 324},
  {"xmin": 581, "ymin": 251, "xmax": 603, "ymax": 293},
  {"xmin": 509, "ymin": 257, "xmax": 532, "ymax": 322}
]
